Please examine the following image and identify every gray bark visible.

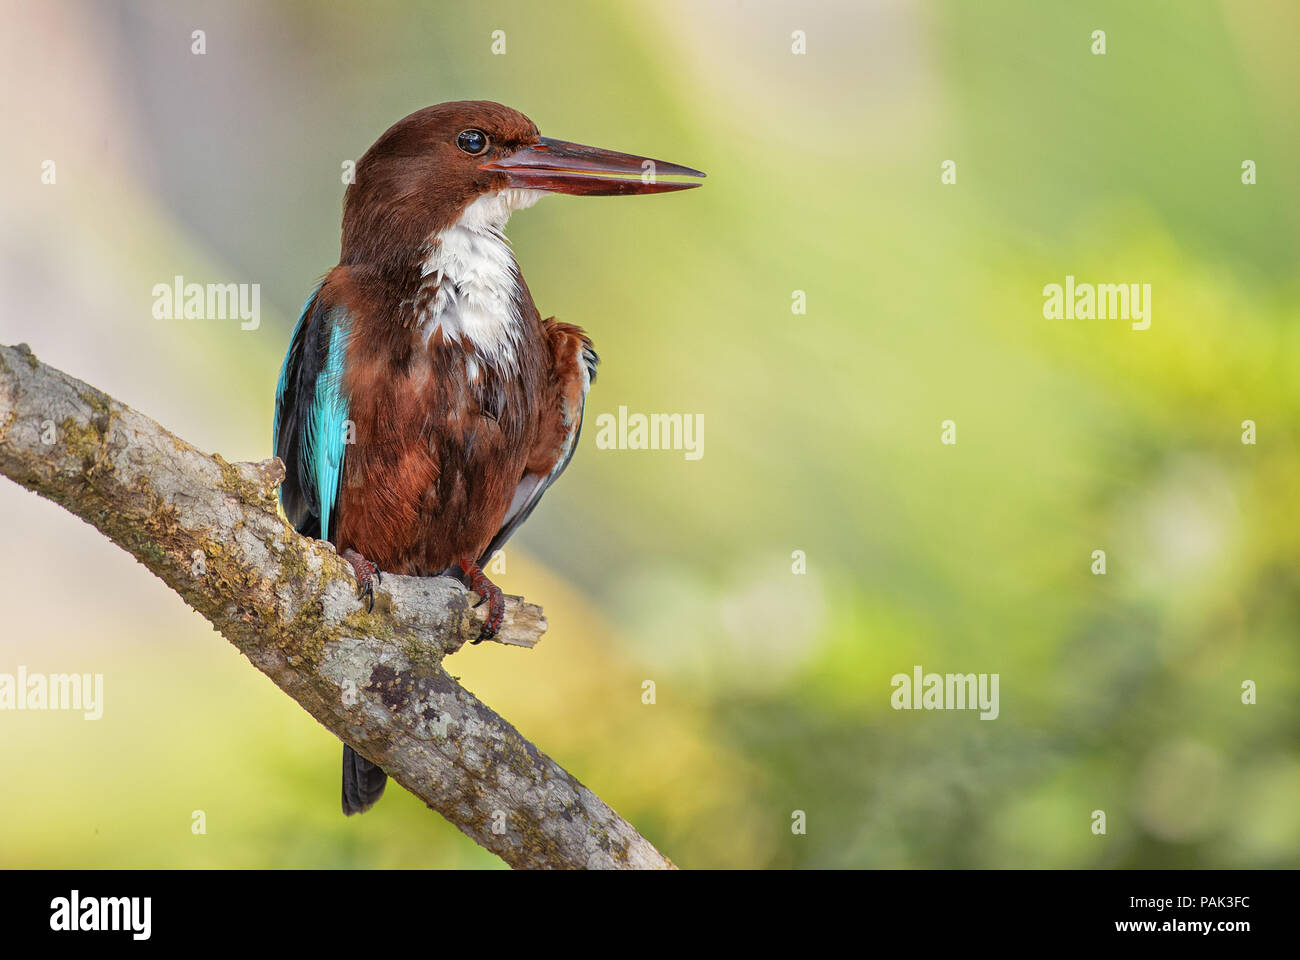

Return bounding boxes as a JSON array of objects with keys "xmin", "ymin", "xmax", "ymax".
[{"xmin": 0, "ymin": 342, "xmax": 673, "ymax": 870}]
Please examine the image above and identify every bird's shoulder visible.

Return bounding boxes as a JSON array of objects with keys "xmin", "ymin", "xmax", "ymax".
[
  {"xmin": 519, "ymin": 317, "xmax": 596, "ymax": 476},
  {"xmin": 541, "ymin": 317, "xmax": 598, "ymax": 389}
]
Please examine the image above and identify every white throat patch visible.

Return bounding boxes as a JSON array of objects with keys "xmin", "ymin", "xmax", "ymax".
[{"xmin": 418, "ymin": 189, "xmax": 545, "ymax": 374}]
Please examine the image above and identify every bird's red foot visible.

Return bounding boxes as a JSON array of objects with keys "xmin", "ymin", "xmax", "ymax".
[
  {"xmin": 341, "ymin": 548, "xmax": 382, "ymax": 612},
  {"xmin": 459, "ymin": 557, "xmax": 504, "ymax": 643}
]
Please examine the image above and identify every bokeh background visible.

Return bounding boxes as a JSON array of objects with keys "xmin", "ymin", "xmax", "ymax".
[{"xmin": 1, "ymin": 0, "xmax": 1297, "ymax": 868}]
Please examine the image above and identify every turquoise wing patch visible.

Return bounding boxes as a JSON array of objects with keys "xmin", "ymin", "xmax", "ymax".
[{"xmin": 305, "ymin": 318, "xmax": 351, "ymax": 539}]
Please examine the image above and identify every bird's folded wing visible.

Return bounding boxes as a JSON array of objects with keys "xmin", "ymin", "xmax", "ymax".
[
  {"xmin": 477, "ymin": 322, "xmax": 597, "ymax": 566},
  {"xmin": 273, "ymin": 282, "xmax": 353, "ymax": 541}
]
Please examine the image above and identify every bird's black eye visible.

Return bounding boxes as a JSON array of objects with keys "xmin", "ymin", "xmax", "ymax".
[{"xmin": 457, "ymin": 129, "xmax": 489, "ymax": 156}]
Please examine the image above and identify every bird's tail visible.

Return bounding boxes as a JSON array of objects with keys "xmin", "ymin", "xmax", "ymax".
[{"xmin": 342, "ymin": 743, "xmax": 387, "ymax": 815}]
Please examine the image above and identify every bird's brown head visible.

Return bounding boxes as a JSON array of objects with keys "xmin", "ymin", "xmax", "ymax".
[{"xmin": 341, "ymin": 100, "xmax": 704, "ymax": 272}]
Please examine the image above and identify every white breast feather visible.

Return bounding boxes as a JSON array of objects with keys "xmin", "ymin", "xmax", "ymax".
[{"xmin": 419, "ymin": 189, "xmax": 545, "ymax": 374}]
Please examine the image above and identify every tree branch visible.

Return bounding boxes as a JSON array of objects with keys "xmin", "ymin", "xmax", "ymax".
[{"xmin": 0, "ymin": 342, "xmax": 672, "ymax": 870}]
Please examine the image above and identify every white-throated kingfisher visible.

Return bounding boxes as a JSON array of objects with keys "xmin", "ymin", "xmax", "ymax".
[{"xmin": 272, "ymin": 101, "xmax": 703, "ymax": 815}]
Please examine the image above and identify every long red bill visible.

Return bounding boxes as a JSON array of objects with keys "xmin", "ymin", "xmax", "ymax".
[{"xmin": 481, "ymin": 137, "xmax": 705, "ymax": 195}]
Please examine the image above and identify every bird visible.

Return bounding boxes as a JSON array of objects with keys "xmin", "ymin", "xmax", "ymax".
[{"xmin": 271, "ymin": 100, "xmax": 704, "ymax": 815}]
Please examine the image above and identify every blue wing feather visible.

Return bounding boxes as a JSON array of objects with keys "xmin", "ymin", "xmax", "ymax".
[
  {"xmin": 272, "ymin": 285, "xmax": 352, "ymax": 542},
  {"xmin": 306, "ymin": 322, "xmax": 350, "ymax": 539},
  {"xmin": 272, "ymin": 290, "xmax": 317, "ymax": 456}
]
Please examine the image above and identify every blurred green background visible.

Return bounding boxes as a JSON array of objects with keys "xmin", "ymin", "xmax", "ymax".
[{"xmin": 1, "ymin": 0, "xmax": 1297, "ymax": 868}]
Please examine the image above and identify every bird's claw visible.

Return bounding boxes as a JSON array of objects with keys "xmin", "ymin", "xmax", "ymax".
[
  {"xmin": 341, "ymin": 549, "xmax": 382, "ymax": 613},
  {"xmin": 459, "ymin": 558, "xmax": 504, "ymax": 644},
  {"xmin": 471, "ymin": 589, "xmax": 504, "ymax": 643}
]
